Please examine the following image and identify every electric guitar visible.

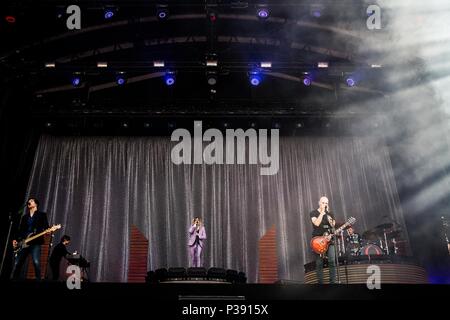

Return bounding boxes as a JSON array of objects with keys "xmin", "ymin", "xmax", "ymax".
[
  {"xmin": 310, "ymin": 217, "xmax": 356, "ymax": 255},
  {"xmin": 13, "ymin": 224, "xmax": 61, "ymax": 255}
]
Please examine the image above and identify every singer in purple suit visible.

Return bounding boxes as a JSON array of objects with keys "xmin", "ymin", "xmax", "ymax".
[{"xmin": 188, "ymin": 217, "xmax": 207, "ymax": 267}]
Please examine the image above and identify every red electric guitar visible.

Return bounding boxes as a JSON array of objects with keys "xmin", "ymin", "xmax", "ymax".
[{"xmin": 310, "ymin": 217, "xmax": 356, "ymax": 255}]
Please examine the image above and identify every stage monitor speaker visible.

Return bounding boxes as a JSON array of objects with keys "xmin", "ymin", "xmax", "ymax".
[
  {"xmin": 226, "ymin": 269, "xmax": 239, "ymax": 282},
  {"xmin": 154, "ymin": 268, "xmax": 168, "ymax": 281},
  {"xmin": 207, "ymin": 267, "xmax": 226, "ymax": 280},
  {"xmin": 187, "ymin": 267, "xmax": 207, "ymax": 278},
  {"xmin": 168, "ymin": 267, "xmax": 186, "ymax": 278}
]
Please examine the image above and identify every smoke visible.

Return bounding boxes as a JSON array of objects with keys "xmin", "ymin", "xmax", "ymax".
[{"xmin": 355, "ymin": 1, "xmax": 450, "ymax": 275}]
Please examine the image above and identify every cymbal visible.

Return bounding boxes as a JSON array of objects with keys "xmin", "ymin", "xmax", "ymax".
[
  {"xmin": 375, "ymin": 223, "xmax": 393, "ymax": 230},
  {"xmin": 362, "ymin": 230, "xmax": 378, "ymax": 240},
  {"xmin": 387, "ymin": 230, "xmax": 402, "ymax": 238}
]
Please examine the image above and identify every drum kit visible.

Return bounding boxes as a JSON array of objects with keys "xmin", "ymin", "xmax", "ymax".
[{"xmin": 335, "ymin": 222, "xmax": 407, "ymax": 257}]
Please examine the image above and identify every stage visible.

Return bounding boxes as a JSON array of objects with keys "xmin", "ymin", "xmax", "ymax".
[
  {"xmin": 1, "ymin": 3, "xmax": 450, "ymax": 311},
  {"xmin": 2, "ymin": 280, "xmax": 448, "ymax": 301}
]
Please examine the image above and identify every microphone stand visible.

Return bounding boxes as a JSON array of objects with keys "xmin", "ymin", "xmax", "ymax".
[
  {"xmin": 44, "ymin": 233, "xmax": 55, "ymax": 280},
  {"xmin": 0, "ymin": 212, "xmax": 14, "ymax": 278},
  {"xmin": 331, "ymin": 224, "xmax": 341, "ymax": 284}
]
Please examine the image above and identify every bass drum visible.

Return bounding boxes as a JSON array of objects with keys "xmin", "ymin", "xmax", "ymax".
[{"xmin": 358, "ymin": 243, "xmax": 384, "ymax": 256}]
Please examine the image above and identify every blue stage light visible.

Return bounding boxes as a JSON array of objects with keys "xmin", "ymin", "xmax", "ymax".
[
  {"xmin": 249, "ymin": 72, "xmax": 262, "ymax": 86},
  {"xmin": 165, "ymin": 72, "xmax": 176, "ymax": 86}
]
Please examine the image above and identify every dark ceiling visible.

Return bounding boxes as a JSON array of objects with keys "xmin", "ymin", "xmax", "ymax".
[{"xmin": 0, "ymin": 0, "xmax": 389, "ymax": 126}]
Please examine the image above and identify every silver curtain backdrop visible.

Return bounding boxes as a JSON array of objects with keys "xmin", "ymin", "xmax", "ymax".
[{"xmin": 25, "ymin": 134, "xmax": 406, "ymax": 282}]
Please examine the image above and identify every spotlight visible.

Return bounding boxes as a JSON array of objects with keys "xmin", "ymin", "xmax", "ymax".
[
  {"xmin": 116, "ymin": 72, "xmax": 127, "ymax": 86},
  {"xmin": 164, "ymin": 72, "xmax": 176, "ymax": 86},
  {"xmin": 156, "ymin": 5, "xmax": 169, "ymax": 20},
  {"xmin": 168, "ymin": 122, "xmax": 176, "ymax": 129},
  {"xmin": 55, "ymin": 6, "xmax": 65, "ymax": 19},
  {"xmin": 153, "ymin": 61, "xmax": 165, "ymax": 68},
  {"xmin": 103, "ymin": 6, "xmax": 118, "ymax": 20},
  {"xmin": 71, "ymin": 74, "xmax": 82, "ymax": 87},
  {"xmin": 256, "ymin": 6, "xmax": 270, "ymax": 20},
  {"xmin": 249, "ymin": 71, "xmax": 262, "ymax": 86},
  {"xmin": 310, "ymin": 5, "xmax": 324, "ymax": 18},
  {"xmin": 121, "ymin": 122, "xmax": 129, "ymax": 128},
  {"xmin": 346, "ymin": 77, "xmax": 356, "ymax": 87},
  {"xmin": 302, "ymin": 75, "xmax": 312, "ymax": 86},
  {"xmin": 5, "ymin": 15, "xmax": 16, "ymax": 24},
  {"xmin": 206, "ymin": 71, "xmax": 217, "ymax": 86},
  {"xmin": 208, "ymin": 11, "xmax": 217, "ymax": 22},
  {"xmin": 45, "ymin": 122, "xmax": 53, "ymax": 128}
]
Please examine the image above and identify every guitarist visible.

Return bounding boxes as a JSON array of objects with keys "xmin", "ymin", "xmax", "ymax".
[
  {"xmin": 11, "ymin": 198, "xmax": 49, "ymax": 280},
  {"xmin": 310, "ymin": 196, "xmax": 336, "ymax": 284}
]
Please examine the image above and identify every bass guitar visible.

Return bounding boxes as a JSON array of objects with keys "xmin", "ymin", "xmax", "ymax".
[{"xmin": 13, "ymin": 224, "xmax": 61, "ymax": 255}]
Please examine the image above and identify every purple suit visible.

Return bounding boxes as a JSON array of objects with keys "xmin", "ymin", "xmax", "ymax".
[{"xmin": 188, "ymin": 224, "xmax": 207, "ymax": 267}]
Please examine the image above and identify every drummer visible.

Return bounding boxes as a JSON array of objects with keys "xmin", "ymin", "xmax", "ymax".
[{"xmin": 345, "ymin": 225, "xmax": 362, "ymax": 256}]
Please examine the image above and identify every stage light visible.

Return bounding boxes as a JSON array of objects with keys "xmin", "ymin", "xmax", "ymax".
[
  {"xmin": 208, "ymin": 11, "xmax": 217, "ymax": 22},
  {"xmin": 121, "ymin": 122, "xmax": 129, "ymax": 128},
  {"xmin": 260, "ymin": 61, "xmax": 272, "ymax": 68},
  {"xmin": 310, "ymin": 5, "xmax": 324, "ymax": 18},
  {"xmin": 302, "ymin": 75, "xmax": 312, "ymax": 86},
  {"xmin": 55, "ymin": 6, "xmax": 65, "ymax": 19},
  {"xmin": 156, "ymin": 5, "xmax": 169, "ymax": 20},
  {"xmin": 5, "ymin": 15, "xmax": 16, "ymax": 23},
  {"xmin": 318, "ymin": 62, "xmax": 329, "ymax": 68},
  {"xmin": 71, "ymin": 74, "xmax": 82, "ymax": 87},
  {"xmin": 97, "ymin": 62, "xmax": 108, "ymax": 68},
  {"xmin": 207, "ymin": 72, "xmax": 218, "ymax": 86},
  {"xmin": 346, "ymin": 77, "xmax": 356, "ymax": 87},
  {"xmin": 45, "ymin": 63, "xmax": 56, "ymax": 68},
  {"xmin": 104, "ymin": 7, "xmax": 117, "ymax": 20},
  {"xmin": 168, "ymin": 122, "xmax": 176, "ymax": 129},
  {"xmin": 164, "ymin": 72, "xmax": 176, "ymax": 86},
  {"xmin": 116, "ymin": 72, "xmax": 127, "ymax": 86},
  {"xmin": 206, "ymin": 59, "xmax": 218, "ymax": 67},
  {"xmin": 153, "ymin": 61, "xmax": 165, "ymax": 67},
  {"xmin": 256, "ymin": 6, "xmax": 270, "ymax": 20},
  {"xmin": 249, "ymin": 71, "xmax": 262, "ymax": 86}
]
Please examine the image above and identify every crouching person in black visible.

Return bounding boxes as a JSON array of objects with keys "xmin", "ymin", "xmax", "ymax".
[{"xmin": 49, "ymin": 235, "xmax": 71, "ymax": 281}]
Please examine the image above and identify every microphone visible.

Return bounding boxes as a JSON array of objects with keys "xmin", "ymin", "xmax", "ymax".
[{"xmin": 324, "ymin": 205, "xmax": 328, "ymax": 213}]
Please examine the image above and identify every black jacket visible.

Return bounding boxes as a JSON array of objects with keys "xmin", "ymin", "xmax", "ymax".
[{"xmin": 15, "ymin": 210, "xmax": 49, "ymax": 245}]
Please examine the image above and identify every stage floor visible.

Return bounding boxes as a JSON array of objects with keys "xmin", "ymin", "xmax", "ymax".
[
  {"xmin": 2, "ymin": 280, "xmax": 448, "ymax": 300},
  {"xmin": 1, "ymin": 281, "xmax": 448, "ymax": 318}
]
